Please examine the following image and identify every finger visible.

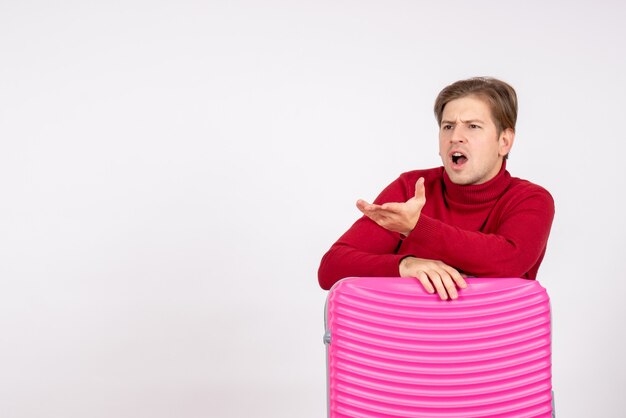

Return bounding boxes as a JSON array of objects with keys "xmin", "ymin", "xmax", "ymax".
[
  {"xmin": 454, "ymin": 273, "xmax": 468, "ymax": 289},
  {"xmin": 439, "ymin": 272, "xmax": 459, "ymax": 300},
  {"xmin": 414, "ymin": 177, "xmax": 426, "ymax": 201},
  {"xmin": 356, "ymin": 199, "xmax": 371, "ymax": 212},
  {"xmin": 441, "ymin": 264, "xmax": 468, "ymax": 289},
  {"xmin": 357, "ymin": 202, "xmax": 386, "ymax": 217},
  {"xmin": 415, "ymin": 272, "xmax": 435, "ymax": 294},
  {"xmin": 380, "ymin": 202, "xmax": 403, "ymax": 213},
  {"xmin": 427, "ymin": 271, "xmax": 448, "ymax": 300}
]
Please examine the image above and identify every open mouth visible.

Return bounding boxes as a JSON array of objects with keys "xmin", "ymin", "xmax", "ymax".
[{"xmin": 451, "ymin": 152, "xmax": 468, "ymax": 166}]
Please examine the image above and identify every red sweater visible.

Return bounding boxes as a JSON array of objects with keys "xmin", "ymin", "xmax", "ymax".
[{"xmin": 318, "ymin": 164, "xmax": 555, "ymax": 290}]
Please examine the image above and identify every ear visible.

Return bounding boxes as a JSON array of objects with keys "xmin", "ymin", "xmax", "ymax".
[{"xmin": 498, "ymin": 128, "xmax": 515, "ymax": 157}]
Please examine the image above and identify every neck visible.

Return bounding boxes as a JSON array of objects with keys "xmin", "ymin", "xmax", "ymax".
[{"xmin": 443, "ymin": 162, "xmax": 511, "ymax": 204}]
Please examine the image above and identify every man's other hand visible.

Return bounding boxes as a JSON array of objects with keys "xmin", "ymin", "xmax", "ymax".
[
  {"xmin": 356, "ymin": 177, "xmax": 426, "ymax": 236},
  {"xmin": 399, "ymin": 256, "xmax": 467, "ymax": 300}
]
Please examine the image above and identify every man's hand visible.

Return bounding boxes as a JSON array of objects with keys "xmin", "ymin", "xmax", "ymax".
[
  {"xmin": 356, "ymin": 178, "xmax": 426, "ymax": 236},
  {"xmin": 399, "ymin": 256, "xmax": 467, "ymax": 300}
]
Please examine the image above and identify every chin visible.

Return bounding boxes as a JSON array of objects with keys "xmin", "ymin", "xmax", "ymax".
[
  {"xmin": 450, "ymin": 177, "xmax": 474, "ymax": 186},
  {"xmin": 445, "ymin": 167, "xmax": 472, "ymax": 185}
]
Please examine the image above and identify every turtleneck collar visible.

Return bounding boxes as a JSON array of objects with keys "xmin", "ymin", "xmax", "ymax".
[{"xmin": 442, "ymin": 161, "xmax": 511, "ymax": 205}]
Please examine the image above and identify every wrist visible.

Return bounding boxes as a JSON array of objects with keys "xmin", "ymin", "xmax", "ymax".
[
  {"xmin": 402, "ymin": 226, "xmax": 415, "ymax": 237},
  {"xmin": 403, "ymin": 213, "xmax": 421, "ymax": 237},
  {"xmin": 399, "ymin": 256, "xmax": 415, "ymax": 277}
]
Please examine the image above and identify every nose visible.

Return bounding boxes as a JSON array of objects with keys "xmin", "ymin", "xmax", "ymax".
[{"xmin": 449, "ymin": 126, "xmax": 466, "ymax": 143}]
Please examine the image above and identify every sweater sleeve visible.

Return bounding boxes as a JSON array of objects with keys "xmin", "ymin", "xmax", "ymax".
[
  {"xmin": 317, "ymin": 175, "xmax": 411, "ymax": 290},
  {"xmin": 399, "ymin": 186, "xmax": 555, "ymax": 278}
]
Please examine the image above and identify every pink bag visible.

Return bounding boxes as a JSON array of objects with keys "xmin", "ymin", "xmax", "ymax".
[{"xmin": 324, "ymin": 277, "xmax": 555, "ymax": 417}]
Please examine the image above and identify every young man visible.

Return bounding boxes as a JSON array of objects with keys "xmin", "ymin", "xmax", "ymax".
[{"xmin": 318, "ymin": 77, "xmax": 554, "ymax": 300}]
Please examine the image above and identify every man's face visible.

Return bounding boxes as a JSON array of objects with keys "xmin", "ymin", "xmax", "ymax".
[{"xmin": 438, "ymin": 95, "xmax": 514, "ymax": 185}]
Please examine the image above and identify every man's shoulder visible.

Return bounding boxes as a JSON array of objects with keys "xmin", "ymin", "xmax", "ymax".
[
  {"xmin": 508, "ymin": 175, "xmax": 552, "ymax": 194},
  {"xmin": 506, "ymin": 175, "xmax": 554, "ymax": 204}
]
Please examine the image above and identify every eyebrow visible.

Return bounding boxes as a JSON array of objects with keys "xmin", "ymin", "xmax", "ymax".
[{"xmin": 441, "ymin": 119, "xmax": 486, "ymax": 125}]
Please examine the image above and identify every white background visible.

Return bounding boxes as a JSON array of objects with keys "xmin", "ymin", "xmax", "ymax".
[{"xmin": 1, "ymin": 1, "xmax": 624, "ymax": 417}]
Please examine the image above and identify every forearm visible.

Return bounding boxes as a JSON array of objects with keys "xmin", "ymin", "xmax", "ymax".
[
  {"xmin": 411, "ymin": 219, "xmax": 538, "ymax": 277},
  {"xmin": 318, "ymin": 213, "xmax": 410, "ymax": 289},
  {"xmin": 401, "ymin": 208, "xmax": 553, "ymax": 278},
  {"xmin": 318, "ymin": 243, "xmax": 405, "ymax": 290}
]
